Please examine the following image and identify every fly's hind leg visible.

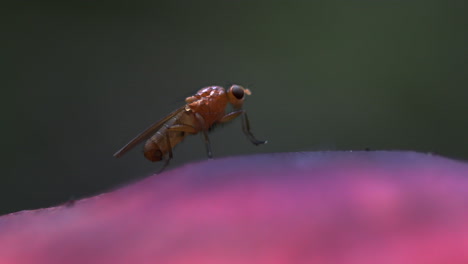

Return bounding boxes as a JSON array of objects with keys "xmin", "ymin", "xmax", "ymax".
[
  {"xmin": 219, "ymin": 110, "xmax": 267, "ymax": 146},
  {"xmin": 157, "ymin": 134, "xmax": 173, "ymax": 174},
  {"xmin": 157, "ymin": 124, "xmax": 199, "ymax": 173}
]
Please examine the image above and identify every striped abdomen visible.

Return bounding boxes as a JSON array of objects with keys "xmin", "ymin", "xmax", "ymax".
[{"xmin": 143, "ymin": 110, "xmax": 195, "ymax": 162}]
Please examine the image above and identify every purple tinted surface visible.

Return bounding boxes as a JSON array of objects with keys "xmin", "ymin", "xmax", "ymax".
[{"xmin": 1, "ymin": 151, "xmax": 467, "ymax": 264}]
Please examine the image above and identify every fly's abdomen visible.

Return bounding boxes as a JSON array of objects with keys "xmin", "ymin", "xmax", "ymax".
[
  {"xmin": 143, "ymin": 125, "xmax": 189, "ymax": 162},
  {"xmin": 143, "ymin": 141, "xmax": 163, "ymax": 161}
]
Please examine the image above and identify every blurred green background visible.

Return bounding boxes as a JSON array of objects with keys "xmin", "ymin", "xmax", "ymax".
[{"xmin": 1, "ymin": 1, "xmax": 467, "ymax": 214}]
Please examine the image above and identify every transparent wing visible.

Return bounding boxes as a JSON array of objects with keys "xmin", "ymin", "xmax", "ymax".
[{"xmin": 113, "ymin": 106, "xmax": 186, "ymax": 158}]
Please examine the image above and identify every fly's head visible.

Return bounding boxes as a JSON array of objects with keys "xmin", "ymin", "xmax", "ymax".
[{"xmin": 227, "ymin": 85, "xmax": 251, "ymax": 109}]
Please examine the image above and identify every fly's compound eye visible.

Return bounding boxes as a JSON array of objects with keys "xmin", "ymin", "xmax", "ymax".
[{"xmin": 231, "ymin": 85, "xmax": 245, "ymax": 100}]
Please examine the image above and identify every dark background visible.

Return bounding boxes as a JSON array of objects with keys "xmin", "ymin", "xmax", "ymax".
[{"xmin": 2, "ymin": 1, "xmax": 467, "ymax": 215}]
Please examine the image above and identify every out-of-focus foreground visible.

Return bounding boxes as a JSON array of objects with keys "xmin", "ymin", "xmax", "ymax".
[{"xmin": 0, "ymin": 151, "xmax": 467, "ymax": 264}]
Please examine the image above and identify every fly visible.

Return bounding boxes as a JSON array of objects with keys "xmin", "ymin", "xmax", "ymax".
[{"xmin": 113, "ymin": 85, "xmax": 267, "ymax": 171}]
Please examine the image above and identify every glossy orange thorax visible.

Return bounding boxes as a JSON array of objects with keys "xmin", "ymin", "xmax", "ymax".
[{"xmin": 185, "ymin": 86, "xmax": 229, "ymax": 129}]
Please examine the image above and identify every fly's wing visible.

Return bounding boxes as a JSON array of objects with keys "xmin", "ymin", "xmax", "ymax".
[{"xmin": 113, "ymin": 106, "xmax": 186, "ymax": 158}]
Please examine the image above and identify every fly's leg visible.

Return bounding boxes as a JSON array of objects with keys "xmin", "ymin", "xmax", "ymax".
[
  {"xmin": 219, "ymin": 110, "xmax": 267, "ymax": 146},
  {"xmin": 241, "ymin": 112, "xmax": 267, "ymax": 145},
  {"xmin": 218, "ymin": 110, "xmax": 243, "ymax": 123},
  {"xmin": 158, "ymin": 124, "xmax": 199, "ymax": 173},
  {"xmin": 201, "ymin": 129, "xmax": 212, "ymax": 159},
  {"xmin": 157, "ymin": 133, "xmax": 173, "ymax": 174},
  {"xmin": 194, "ymin": 113, "xmax": 213, "ymax": 159}
]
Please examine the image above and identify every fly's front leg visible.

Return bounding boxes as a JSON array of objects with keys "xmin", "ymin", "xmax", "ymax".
[
  {"xmin": 194, "ymin": 113, "xmax": 213, "ymax": 159},
  {"xmin": 241, "ymin": 112, "xmax": 267, "ymax": 145},
  {"xmin": 219, "ymin": 110, "xmax": 267, "ymax": 146},
  {"xmin": 218, "ymin": 110, "xmax": 243, "ymax": 123}
]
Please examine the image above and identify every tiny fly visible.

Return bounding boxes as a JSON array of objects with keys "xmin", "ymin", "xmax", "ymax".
[{"xmin": 114, "ymin": 85, "xmax": 266, "ymax": 170}]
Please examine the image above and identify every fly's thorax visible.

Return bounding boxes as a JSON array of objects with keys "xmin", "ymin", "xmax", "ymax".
[
  {"xmin": 195, "ymin": 86, "xmax": 226, "ymax": 98},
  {"xmin": 185, "ymin": 86, "xmax": 226, "ymax": 104},
  {"xmin": 186, "ymin": 86, "xmax": 229, "ymax": 128}
]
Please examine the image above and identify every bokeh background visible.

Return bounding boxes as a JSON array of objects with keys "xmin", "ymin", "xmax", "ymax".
[{"xmin": 2, "ymin": 1, "xmax": 467, "ymax": 215}]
